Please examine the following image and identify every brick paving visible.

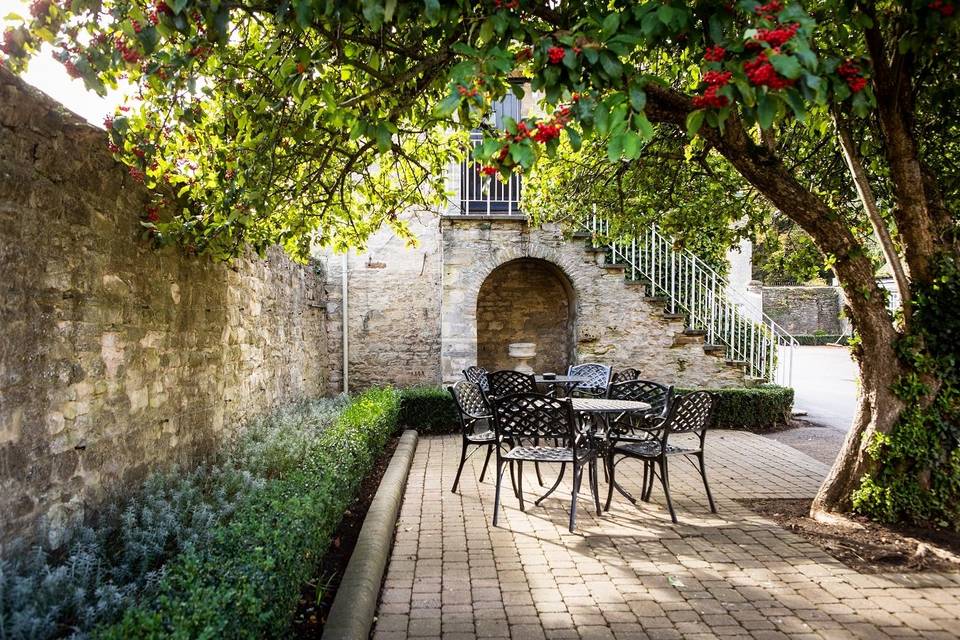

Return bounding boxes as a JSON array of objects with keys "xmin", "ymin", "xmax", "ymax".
[{"xmin": 373, "ymin": 432, "xmax": 960, "ymax": 639}]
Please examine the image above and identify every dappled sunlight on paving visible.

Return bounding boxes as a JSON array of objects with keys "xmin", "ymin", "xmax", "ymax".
[{"xmin": 373, "ymin": 433, "xmax": 960, "ymax": 639}]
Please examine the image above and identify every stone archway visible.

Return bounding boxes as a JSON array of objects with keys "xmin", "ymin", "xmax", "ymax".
[
  {"xmin": 476, "ymin": 258, "xmax": 575, "ymax": 373},
  {"xmin": 439, "ymin": 220, "xmax": 595, "ymax": 382}
]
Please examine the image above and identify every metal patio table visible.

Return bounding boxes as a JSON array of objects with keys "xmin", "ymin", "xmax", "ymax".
[
  {"xmin": 533, "ymin": 398, "xmax": 652, "ymax": 509},
  {"xmin": 534, "ymin": 374, "xmax": 590, "ymax": 397}
]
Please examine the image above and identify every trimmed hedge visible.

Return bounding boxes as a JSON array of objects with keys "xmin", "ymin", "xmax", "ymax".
[
  {"xmin": 94, "ymin": 387, "xmax": 401, "ymax": 640},
  {"xmin": 399, "ymin": 385, "xmax": 459, "ymax": 434},
  {"xmin": 400, "ymin": 384, "xmax": 793, "ymax": 433},
  {"xmin": 679, "ymin": 385, "xmax": 794, "ymax": 430}
]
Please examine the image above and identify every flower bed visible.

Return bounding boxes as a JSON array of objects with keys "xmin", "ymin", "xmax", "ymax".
[{"xmin": 0, "ymin": 389, "xmax": 400, "ymax": 640}]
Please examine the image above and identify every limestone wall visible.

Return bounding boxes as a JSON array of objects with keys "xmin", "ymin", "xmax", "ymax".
[
  {"xmin": 442, "ymin": 218, "xmax": 746, "ymax": 388},
  {"xmin": 319, "ymin": 212, "xmax": 443, "ymax": 392},
  {"xmin": 0, "ymin": 69, "xmax": 331, "ymax": 548},
  {"xmin": 762, "ymin": 286, "xmax": 843, "ymax": 336}
]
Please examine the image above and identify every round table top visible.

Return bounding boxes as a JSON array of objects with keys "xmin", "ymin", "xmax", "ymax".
[
  {"xmin": 570, "ymin": 398, "xmax": 651, "ymax": 413},
  {"xmin": 534, "ymin": 375, "xmax": 590, "ymax": 383}
]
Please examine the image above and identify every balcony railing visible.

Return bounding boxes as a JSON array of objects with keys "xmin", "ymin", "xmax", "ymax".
[{"xmin": 457, "ymin": 132, "xmax": 523, "ymax": 216}]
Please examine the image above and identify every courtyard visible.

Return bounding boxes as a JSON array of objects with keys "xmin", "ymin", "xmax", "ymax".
[{"xmin": 375, "ymin": 433, "xmax": 960, "ymax": 639}]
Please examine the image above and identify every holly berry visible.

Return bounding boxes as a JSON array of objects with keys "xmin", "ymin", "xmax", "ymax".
[{"xmin": 547, "ymin": 46, "xmax": 565, "ymax": 64}]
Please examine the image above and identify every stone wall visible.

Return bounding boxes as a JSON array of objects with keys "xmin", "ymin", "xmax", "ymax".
[
  {"xmin": 319, "ymin": 213, "xmax": 442, "ymax": 392},
  {"xmin": 477, "ymin": 258, "xmax": 574, "ymax": 373},
  {"xmin": 762, "ymin": 286, "xmax": 843, "ymax": 336},
  {"xmin": 440, "ymin": 217, "xmax": 746, "ymax": 388},
  {"xmin": 0, "ymin": 69, "xmax": 331, "ymax": 548}
]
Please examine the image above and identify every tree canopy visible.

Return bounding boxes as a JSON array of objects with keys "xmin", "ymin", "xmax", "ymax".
[{"xmin": 5, "ymin": 1, "xmax": 959, "ymax": 528}]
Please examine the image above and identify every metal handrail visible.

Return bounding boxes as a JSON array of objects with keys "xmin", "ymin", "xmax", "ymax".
[{"xmin": 586, "ymin": 216, "xmax": 798, "ymax": 386}]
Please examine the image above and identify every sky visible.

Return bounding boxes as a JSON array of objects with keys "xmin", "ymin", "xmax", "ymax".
[{"xmin": 1, "ymin": 0, "xmax": 127, "ymax": 127}]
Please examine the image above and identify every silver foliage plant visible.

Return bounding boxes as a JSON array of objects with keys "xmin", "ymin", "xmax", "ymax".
[{"xmin": 0, "ymin": 395, "xmax": 348, "ymax": 640}]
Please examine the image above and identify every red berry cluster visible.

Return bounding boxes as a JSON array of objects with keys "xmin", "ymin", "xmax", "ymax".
[
  {"xmin": 753, "ymin": 0, "xmax": 783, "ymax": 19},
  {"xmin": 928, "ymin": 0, "xmax": 955, "ymax": 16},
  {"xmin": 29, "ymin": 0, "xmax": 52, "ymax": 18},
  {"xmin": 129, "ymin": 166, "xmax": 146, "ymax": 183},
  {"xmin": 480, "ymin": 165, "xmax": 498, "ymax": 176},
  {"xmin": 144, "ymin": 207, "xmax": 160, "ymax": 222},
  {"xmin": 149, "ymin": 0, "xmax": 173, "ymax": 24},
  {"xmin": 755, "ymin": 22, "xmax": 799, "ymax": 48},
  {"xmin": 704, "ymin": 45, "xmax": 726, "ymax": 62},
  {"xmin": 456, "ymin": 84, "xmax": 479, "ymax": 97},
  {"xmin": 114, "ymin": 36, "xmax": 141, "ymax": 63},
  {"xmin": 1, "ymin": 28, "xmax": 19, "ymax": 55},
  {"xmin": 743, "ymin": 51, "xmax": 794, "ymax": 89},
  {"xmin": 692, "ymin": 71, "xmax": 732, "ymax": 109},
  {"xmin": 547, "ymin": 46, "xmax": 565, "ymax": 64},
  {"xmin": 837, "ymin": 60, "xmax": 867, "ymax": 93},
  {"xmin": 493, "ymin": 0, "xmax": 519, "ymax": 8}
]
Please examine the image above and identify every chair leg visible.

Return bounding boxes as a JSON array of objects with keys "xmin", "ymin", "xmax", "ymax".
[
  {"xmin": 535, "ymin": 463, "xmax": 566, "ymax": 506},
  {"xmin": 589, "ymin": 459, "xmax": 602, "ymax": 517},
  {"xmin": 658, "ymin": 457, "xmax": 678, "ymax": 524},
  {"xmin": 493, "ymin": 458, "xmax": 505, "ymax": 527},
  {"xmin": 642, "ymin": 461, "xmax": 656, "ymax": 501},
  {"xmin": 569, "ymin": 464, "xmax": 584, "ymax": 533},
  {"xmin": 604, "ymin": 454, "xmax": 616, "ymax": 511},
  {"xmin": 451, "ymin": 440, "xmax": 469, "ymax": 493},
  {"xmin": 479, "ymin": 445, "xmax": 493, "ymax": 483},
  {"xmin": 698, "ymin": 452, "xmax": 717, "ymax": 513},
  {"xmin": 517, "ymin": 461, "xmax": 526, "ymax": 512},
  {"xmin": 535, "ymin": 461, "xmax": 545, "ymax": 487}
]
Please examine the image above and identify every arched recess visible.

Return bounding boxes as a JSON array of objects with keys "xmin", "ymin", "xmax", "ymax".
[{"xmin": 475, "ymin": 258, "xmax": 576, "ymax": 374}]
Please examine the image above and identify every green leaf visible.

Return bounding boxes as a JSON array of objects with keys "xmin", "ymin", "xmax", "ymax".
[
  {"xmin": 433, "ymin": 93, "xmax": 460, "ymax": 118},
  {"xmin": 633, "ymin": 112, "xmax": 654, "ymax": 140},
  {"xmin": 769, "ymin": 54, "xmax": 802, "ymax": 80},
  {"xmin": 628, "ymin": 84, "xmax": 646, "ymax": 112},
  {"xmin": 600, "ymin": 52, "xmax": 622, "ymax": 78},
  {"xmin": 757, "ymin": 94, "xmax": 776, "ymax": 130},
  {"xmin": 601, "ymin": 13, "xmax": 621, "ymax": 40},
  {"xmin": 384, "ymin": 0, "xmax": 397, "ymax": 22},
  {"xmin": 374, "ymin": 123, "xmax": 393, "ymax": 152},
  {"xmin": 594, "ymin": 101, "xmax": 610, "ymax": 134},
  {"xmin": 566, "ymin": 127, "xmax": 582, "ymax": 152},
  {"xmin": 686, "ymin": 110, "xmax": 705, "ymax": 137},
  {"xmin": 622, "ymin": 130, "xmax": 642, "ymax": 159},
  {"xmin": 607, "ymin": 134, "xmax": 623, "ymax": 162},
  {"xmin": 656, "ymin": 5, "xmax": 674, "ymax": 25}
]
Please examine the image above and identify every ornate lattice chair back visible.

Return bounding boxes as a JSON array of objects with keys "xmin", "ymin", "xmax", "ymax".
[
  {"xmin": 449, "ymin": 380, "xmax": 491, "ymax": 420},
  {"xmin": 463, "ymin": 365, "xmax": 490, "ymax": 393},
  {"xmin": 487, "ymin": 370, "xmax": 537, "ymax": 398},
  {"xmin": 490, "ymin": 393, "xmax": 577, "ymax": 442}
]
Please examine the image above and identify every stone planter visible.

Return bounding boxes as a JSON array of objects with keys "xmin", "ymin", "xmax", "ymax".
[{"xmin": 508, "ymin": 342, "xmax": 536, "ymax": 374}]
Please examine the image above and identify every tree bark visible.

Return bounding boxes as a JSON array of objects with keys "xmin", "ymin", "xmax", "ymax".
[
  {"xmin": 644, "ymin": 84, "xmax": 906, "ymax": 513},
  {"xmin": 832, "ymin": 110, "xmax": 911, "ymax": 324}
]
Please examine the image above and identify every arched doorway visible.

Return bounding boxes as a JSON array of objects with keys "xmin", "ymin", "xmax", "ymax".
[{"xmin": 476, "ymin": 258, "xmax": 575, "ymax": 374}]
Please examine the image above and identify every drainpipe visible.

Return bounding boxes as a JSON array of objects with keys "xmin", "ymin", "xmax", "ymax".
[{"xmin": 341, "ymin": 251, "xmax": 349, "ymax": 394}]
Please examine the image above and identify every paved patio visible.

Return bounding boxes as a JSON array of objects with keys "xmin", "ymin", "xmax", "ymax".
[{"xmin": 373, "ymin": 432, "xmax": 960, "ymax": 639}]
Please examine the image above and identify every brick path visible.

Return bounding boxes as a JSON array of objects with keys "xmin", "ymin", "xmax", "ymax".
[{"xmin": 373, "ymin": 432, "xmax": 960, "ymax": 639}]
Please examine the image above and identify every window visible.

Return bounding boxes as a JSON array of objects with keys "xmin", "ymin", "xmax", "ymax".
[{"xmin": 458, "ymin": 93, "xmax": 524, "ymax": 215}]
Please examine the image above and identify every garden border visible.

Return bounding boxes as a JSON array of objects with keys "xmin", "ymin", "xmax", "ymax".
[{"xmin": 321, "ymin": 429, "xmax": 419, "ymax": 640}]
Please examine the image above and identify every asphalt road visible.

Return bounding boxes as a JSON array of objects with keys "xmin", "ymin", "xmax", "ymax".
[{"xmin": 764, "ymin": 345, "xmax": 859, "ymax": 467}]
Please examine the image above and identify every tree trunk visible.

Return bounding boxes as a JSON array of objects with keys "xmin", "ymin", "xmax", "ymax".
[{"xmin": 644, "ymin": 85, "xmax": 908, "ymax": 514}]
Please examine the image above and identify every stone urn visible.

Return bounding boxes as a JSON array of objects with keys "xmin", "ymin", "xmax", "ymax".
[{"xmin": 508, "ymin": 342, "xmax": 536, "ymax": 374}]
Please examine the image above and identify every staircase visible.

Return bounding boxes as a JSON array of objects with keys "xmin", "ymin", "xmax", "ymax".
[{"xmin": 578, "ymin": 217, "xmax": 797, "ymax": 386}]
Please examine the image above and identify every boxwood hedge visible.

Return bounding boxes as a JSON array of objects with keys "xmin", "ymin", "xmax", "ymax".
[
  {"xmin": 400, "ymin": 384, "xmax": 793, "ymax": 433},
  {"xmin": 94, "ymin": 387, "xmax": 400, "ymax": 640}
]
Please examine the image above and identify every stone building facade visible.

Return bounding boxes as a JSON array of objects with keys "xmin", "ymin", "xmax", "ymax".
[
  {"xmin": 762, "ymin": 286, "xmax": 844, "ymax": 336},
  {"xmin": 0, "ymin": 70, "xmax": 333, "ymax": 548},
  {"xmin": 323, "ymin": 214, "xmax": 747, "ymax": 392}
]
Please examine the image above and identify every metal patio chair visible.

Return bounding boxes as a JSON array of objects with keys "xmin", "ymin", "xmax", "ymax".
[
  {"xmin": 463, "ymin": 365, "xmax": 490, "ymax": 393},
  {"xmin": 490, "ymin": 393, "xmax": 601, "ymax": 532},
  {"xmin": 603, "ymin": 380, "xmax": 674, "ymax": 508},
  {"xmin": 606, "ymin": 391, "xmax": 717, "ymax": 523},
  {"xmin": 567, "ymin": 363, "xmax": 612, "ymax": 398},
  {"xmin": 486, "ymin": 369, "xmax": 537, "ymax": 398},
  {"xmin": 448, "ymin": 380, "xmax": 498, "ymax": 493},
  {"xmin": 611, "ymin": 367, "xmax": 642, "ymax": 384}
]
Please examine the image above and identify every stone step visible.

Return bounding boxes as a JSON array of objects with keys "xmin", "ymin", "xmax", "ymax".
[
  {"xmin": 703, "ymin": 344, "xmax": 726, "ymax": 354},
  {"xmin": 644, "ymin": 296, "xmax": 668, "ymax": 305},
  {"xmin": 684, "ymin": 329, "xmax": 707, "ymax": 337},
  {"xmin": 672, "ymin": 333, "xmax": 705, "ymax": 346},
  {"xmin": 725, "ymin": 359, "xmax": 749, "ymax": 368},
  {"xmin": 572, "ymin": 230, "xmax": 591, "ymax": 239},
  {"xmin": 663, "ymin": 312, "xmax": 686, "ymax": 321}
]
